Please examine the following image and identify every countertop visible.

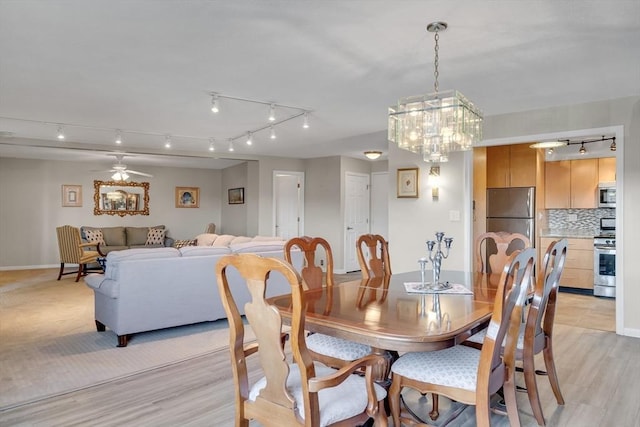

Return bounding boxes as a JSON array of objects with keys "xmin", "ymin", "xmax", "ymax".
[{"xmin": 539, "ymin": 229, "xmax": 596, "ymax": 239}]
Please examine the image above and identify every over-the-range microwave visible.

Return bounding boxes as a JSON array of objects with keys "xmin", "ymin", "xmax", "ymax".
[{"xmin": 598, "ymin": 182, "xmax": 616, "ymax": 208}]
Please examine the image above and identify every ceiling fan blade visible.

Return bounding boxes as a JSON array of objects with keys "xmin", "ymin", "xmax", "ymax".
[
  {"xmin": 91, "ymin": 169, "xmax": 117, "ymax": 173},
  {"xmin": 127, "ymin": 170, "xmax": 154, "ymax": 177}
]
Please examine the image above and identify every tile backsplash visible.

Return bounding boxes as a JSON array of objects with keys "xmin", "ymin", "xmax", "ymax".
[{"xmin": 546, "ymin": 208, "xmax": 616, "ymax": 232}]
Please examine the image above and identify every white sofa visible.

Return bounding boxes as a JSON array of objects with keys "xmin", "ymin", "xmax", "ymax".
[{"xmin": 84, "ymin": 237, "xmax": 302, "ymax": 347}]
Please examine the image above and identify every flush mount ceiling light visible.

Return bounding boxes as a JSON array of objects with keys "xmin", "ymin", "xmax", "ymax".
[
  {"xmin": 388, "ymin": 22, "xmax": 483, "ymax": 163},
  {"xmin": 364, "ymin": 151, "xmax": 382, "ymax": 160}
]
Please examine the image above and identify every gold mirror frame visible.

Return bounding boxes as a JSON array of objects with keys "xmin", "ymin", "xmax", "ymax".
[{"xmin": 93, "ymin": 180, "xmax": 150, "ymax": 216}]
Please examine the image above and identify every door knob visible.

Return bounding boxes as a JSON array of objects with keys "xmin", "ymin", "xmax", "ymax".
[{"xmin": 347, "ymin": 227, "xmax": 353, "ymax": 230}]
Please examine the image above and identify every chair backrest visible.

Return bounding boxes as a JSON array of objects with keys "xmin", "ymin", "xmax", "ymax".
[
  {"xmin": 525, "ymin": 239, "xmax": 568, "ymax": 346},
  {"xmin": 284, "ymin": 236, "xmax": 334, "ymax": 290},
  {"xmin": 356, "ymin": 234, "xmax": 391, "ymax": 279},
  {"xmin": 216, "ymin": 253, "xmax": 320, "ymax": 426},
  {"xmin": 475, "ymin": 231, "xmax": 531, "ymax": 274},
  {"xmin": 56, "ymin": 225, "xmax": 83, "ymax": 263},
  {"xmin": 478, "ymin": 247, "xmax": 536, "ymax": 396}
]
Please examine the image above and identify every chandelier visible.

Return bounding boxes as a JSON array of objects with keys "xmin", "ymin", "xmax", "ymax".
[{"xmin": 388, "ymin": 22, "xmax": 483, "ymax": 163}]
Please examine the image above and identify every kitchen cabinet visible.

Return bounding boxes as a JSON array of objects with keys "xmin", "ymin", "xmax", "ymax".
[
  {"xmin": 541, "ymin": 237, "xmax": 593, "ymax": 290},
  {"xmin": 598, "ymin": 157, "xmax": 616, "ymax": 182},
  {"xmin": 544, "ymin": 159, "xmax": 598, "ymax": 209},
  {"xmin": 486, "ymin": 144, "xmax": 537, "ymax": 188}
]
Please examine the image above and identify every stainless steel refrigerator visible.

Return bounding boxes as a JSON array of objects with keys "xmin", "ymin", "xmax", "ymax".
[{"xmin": 486, "ymin": 187, "xmax": 535, "ymax": 243}]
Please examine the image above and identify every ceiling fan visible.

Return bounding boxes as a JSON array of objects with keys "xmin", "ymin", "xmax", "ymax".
[{"xmin": 95, "ymin": 154, "xmax": 153, "ymax": 181}]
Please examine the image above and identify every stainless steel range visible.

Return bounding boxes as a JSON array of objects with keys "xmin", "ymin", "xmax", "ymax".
[{"xmin": 594, "ymin": 218, "xmax": 616, "ymax": 298}]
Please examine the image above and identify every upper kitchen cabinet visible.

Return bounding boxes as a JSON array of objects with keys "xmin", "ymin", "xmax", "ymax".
[
  {"xmin": 486, "ymin": 144, "xmax": 537, "ymax": 188},
  {"xmin": 545, "ymin": 158, "xmax": 599, "ymax": 208},
  {"xmin": 598, "ymin": 157, "xmax": 616, "ymax": 182}
]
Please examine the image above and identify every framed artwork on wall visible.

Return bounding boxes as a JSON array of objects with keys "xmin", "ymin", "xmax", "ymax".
[
  {"xmin": 397, "ymin": 168, "xmax": 419, "ymax": 198},
  {"xmin": 62, "ymin": 184, "xmax": 82, "ymax": 207},
  {"xmin": 175, "ymin": 187, "xmax": 200, "ymax": 208},
  {"xmin": 228, "ymin": 187, "xmax": 244, "ymax": 204}
]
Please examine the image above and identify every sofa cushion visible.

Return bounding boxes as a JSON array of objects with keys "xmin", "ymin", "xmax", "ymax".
[
  {"xmin": 252, "ymin": 235, "xmax": 286, "ymax": 242},
  {"xmin": 212, "ymin": 234, "xmax": 235, "ymax": 247},
  {"xmin": 102, "ymin": 227, "xmax": 127, "ymax": 246},
  {"xmin": 230, "ymin": 240, "xmax": 286, "ymax": 254},
  {"xmin": 230, "ymin": 236, "xmax": 252, "ymax": 245},
  {"xmin": 84, "ymin": 228, "xmax": 105, "ymax": 245},
  {"xmin": 126, "ymin": 227, "xmax": 150, "ymax": 246},
  {"xmin": 179, "ymin": 246, "xmax": 232, "ymax": 257},
  {"xmin": 195, "ymin": 233, "xmax": 218, "ymax": 246},
  {"xmin": 145, "ymin": 228, "xmax": 167, "ymax": 245}
]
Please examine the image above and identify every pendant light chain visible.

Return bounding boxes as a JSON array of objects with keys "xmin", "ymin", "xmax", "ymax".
[{"xmin": 433, "ymin": 30, "xmax": 440, "ymax": 94}]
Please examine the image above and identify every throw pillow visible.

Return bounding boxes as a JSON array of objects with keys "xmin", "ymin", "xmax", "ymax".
[
  {"xmin": 173, "ymin": 239, "xmax": 196, "ymax": 249},
  {"xmin": 145, "ymin": 228, "xmax": 167, "ymax": 246},
  {"xmin": 84, "ymin": 229, "xmax": 105, "ymax": 245}
]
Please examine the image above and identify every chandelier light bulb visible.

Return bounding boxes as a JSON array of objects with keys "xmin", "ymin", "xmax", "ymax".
[
  {"xmin": 303, "ymin": 112, "xmax": 309, "ymax": 129},
  {"xmin": 165, "ymin": 135, "xmax": 172, "ymax": 148},
  {"xmin": 115, "ymin": 130, "xmax": 122, "ymax": 144},
  {"xmin": 270, "ymin": 125, "xmax": 276, "ymax": 140},
  {"xmin": 268, "ymin": 104, "xmax": 276, "ymax": 122},
  {"xmin": 57, "ymin": 125, "xmax": 65, "ymax": 140},
  {"xmin": 211, "ymin": 94, "xmax": 220, "ymax": 113}
]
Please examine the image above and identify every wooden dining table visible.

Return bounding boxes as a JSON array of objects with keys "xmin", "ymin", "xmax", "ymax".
[{"xmin": 267, "ymin": 270, "xmax": 501, "ymax": 381}]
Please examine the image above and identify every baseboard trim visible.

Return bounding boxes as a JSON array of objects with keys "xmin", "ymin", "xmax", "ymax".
[
  {"xmin": 559, "ymin": 286, "xmax": 593, "ymax": 296},
  {"xmin": 0, "ymin": 264, "xmax": 58, "ymax": 271}
]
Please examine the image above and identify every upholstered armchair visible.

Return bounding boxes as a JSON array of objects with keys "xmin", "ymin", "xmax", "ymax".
[{"xmin": 56, "ymin": 225, "xmax": 101, "ymax": 282}]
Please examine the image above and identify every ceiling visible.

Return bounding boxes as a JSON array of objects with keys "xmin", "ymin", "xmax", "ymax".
[{"xmin": 1, "ymin": 1, "xmax": 639, "ymax": 169}]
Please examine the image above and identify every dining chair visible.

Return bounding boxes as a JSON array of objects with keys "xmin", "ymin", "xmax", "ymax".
[
  {"xmin": 356, "ymin": 234, "xmax": 391, "ymax": 280},
  {"xmin": 56, "ymin": 225, "xmax": 101, "ymax": 282},
  {"xmin": 466, "ymin": 239, "xmax": 568, "ymax": 426},
  {"xmin": 476, "ymin": 231, "xmax": 531, "ymax": 274},
  {"xmin": 389, "ymin": 248, "xmax": 536, "ymax": 427},
  {"xmin": 216, "ymin": 253, "xmax": 388, "ymax": 427},
  {"xmin": 284, "ymin": 236, "xmax": 373, "ymax": 369}
]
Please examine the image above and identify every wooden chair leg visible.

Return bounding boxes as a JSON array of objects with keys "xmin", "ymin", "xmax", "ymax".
[
  {"xmin": 543, "ymin": 343, "xmax": 565, "ymax": 405},
  {"xmin": 523, "ymin": 353, "xmax": 545, "ymax": 426},
  {"xmin": 57, "ymin": 263, "xmax": 65, "ymax": 280},
  {"xmin": 502, "ymin": 378, "xmax": 521, "ymax": 427},
  {"xmin": 388, "ymin": 377, "xmax": 402, "ymax": 427},
  {"xmin": 429, "ymin": 393, "xmax": 440, "ymax": 420},
  {"xmin": 75, "ymin": 264, "xmax": 84, "ymax": 282}
]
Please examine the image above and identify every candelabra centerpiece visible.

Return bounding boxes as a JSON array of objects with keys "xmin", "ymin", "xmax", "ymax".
[{"xmin": 426, "ymin": 232, "xmax": 453, "ymax": 290}]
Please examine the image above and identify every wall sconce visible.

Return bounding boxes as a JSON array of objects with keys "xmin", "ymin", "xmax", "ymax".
[{"xmin": 429, "ymin": 166, "xmax": 440, "ymax": 200}]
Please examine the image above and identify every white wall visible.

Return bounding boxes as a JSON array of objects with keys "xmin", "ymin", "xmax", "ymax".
[
  {"xmin": 0, "ymin": 157, "xmax": 222, "ymax": 268},
  {"xmin": 221, "ymin": 162, "xmax": 249, "ymax": 236}
]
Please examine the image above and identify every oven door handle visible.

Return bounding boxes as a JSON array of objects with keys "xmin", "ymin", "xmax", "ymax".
[{"xmin": 594, "ymin": 247, "xmax": 616, "ymax": 254}]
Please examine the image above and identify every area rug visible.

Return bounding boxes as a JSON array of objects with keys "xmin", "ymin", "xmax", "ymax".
[{"xmin": 0, "ymin": 270, "xmax": 253, "ymax": 410}]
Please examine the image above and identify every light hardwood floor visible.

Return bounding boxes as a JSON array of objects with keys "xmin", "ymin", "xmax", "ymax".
[{"xmin": 2, "ymin": 269, "xmax": 636, "ymax": 427}]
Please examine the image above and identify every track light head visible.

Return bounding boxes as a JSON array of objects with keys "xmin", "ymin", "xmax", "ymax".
[
  {"xmin": 270, "ymin": 125, "xmax": 276, "ymax": 140},
  {"xmin": 610, "ymin": 138, "xmax": 616, "ymax": 151},
  {"xmin": 268, "ymin": 104, "xmax": 276, "ymax": 122},
  {"xmin": 115, "ymin": 130, "xmax": 122, "ymax": 144},
  {"xmin": 165, "ymin": 135, "xmax": 172, "ymax": 148},
  {"xmin": 246, "ymin": 132, "xmax": 252, "ymax": 145},
  {"xmin": 303, "ymin": 112, "xmax": 309, "ymax": 129},
  {"xmin": 56, "ymin": 125, "xmax": 65, "ymax": 140},
  {"xmin": 211, "ymin": 94, "xmax": 220, "ymax": 113},
  {"xmin": 228, "ymin": 140, "xmax": 234, "ymax": 152},
  {"xmin": 208, "ymin": 138, "xmax": 215, "ymax": 152},
  {"xmin": 579, "ymin": 142, "xmax": 586, "ymax": 155}
]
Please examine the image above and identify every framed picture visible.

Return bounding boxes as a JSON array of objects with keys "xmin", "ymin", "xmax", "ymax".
[
  {"xmin": 175, "ymin": 187, "xmax": 200, "ymax": 208},
  {"xmin": 228, "ymin": 187, "xmax": 244, "ymax": 204},
  {"xmin": 62, "ymin": 184, "xmax": 82, "ymax": 207},
  {"xmin": 397, "ymin": 167, "xmax": 419, "ymax": 198}
]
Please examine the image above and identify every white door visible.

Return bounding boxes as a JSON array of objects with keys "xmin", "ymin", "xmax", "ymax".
[
  {"xmin": 370, "ymin": 172, "xmax": 389, "ymax": 238},
  {"xmin": 344, "ymin": 173, "xmax": 370, "ymax": 272},
  {"xmin": 273, "ymin": 171, "xmax": 304, "ymax": 240}
]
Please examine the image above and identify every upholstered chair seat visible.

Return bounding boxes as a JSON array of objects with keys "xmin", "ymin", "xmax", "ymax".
[{"xmin": 306, "ymin": 334, "xmax": 372, "ymax": 361}]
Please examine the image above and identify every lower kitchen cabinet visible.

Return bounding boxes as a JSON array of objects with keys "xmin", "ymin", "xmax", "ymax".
[{"xmin": 541, "ymin": 237, "xmax": 593, "ymax": 290}]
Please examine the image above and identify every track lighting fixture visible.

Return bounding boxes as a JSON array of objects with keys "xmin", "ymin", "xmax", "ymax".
[
  {"xmin": 57, "ymin": 125, "xmax": 65, "ymax": 140},
  {"xmin": 208, "ymin": 138, "xmax": 215, "ymax": 152},
  {"xmin": 303, "ymin": 112, "xmax": 309, "ymax": 129},
  {"xmin": 610, "ymin": 137, "xmax": 616, "ymax": 151},
  {"xmin": 165, "ymin": 135, "xmax": 172, "ymax": 148},
  {"xmin": 115, "ymin": 130, "xmax": 122, "ymax": 144},
  {"xmin": 268, "ymin": 104, "xmax": 276, "ymax": 122},
  {"xmin": 211, "ymin": 94, "xmax": 220, "ymax": 113},
  {"xmin": 579, "ymin": 142, "xmax": 586, "ymax": 155},
  {"xmin": 533, "ymin": 135, "xmax": 616, "ymax": 155},
  {"xmin": 246, "ymin": 132, "xmax": 253, "ymax": 145},
  {"xmin": 270, "ymin": 125, "xmax": 276, "ymax": 140}
]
